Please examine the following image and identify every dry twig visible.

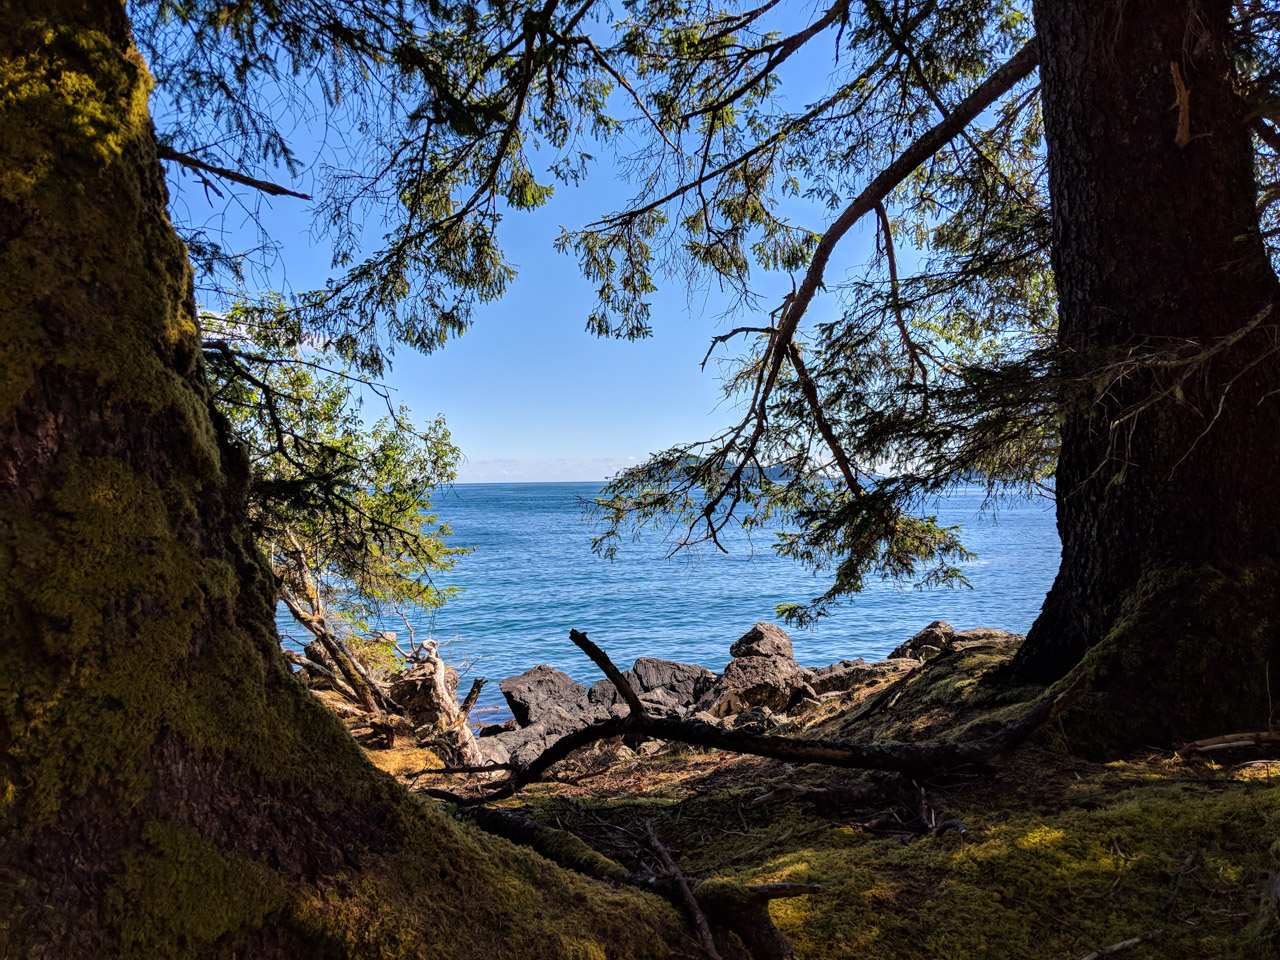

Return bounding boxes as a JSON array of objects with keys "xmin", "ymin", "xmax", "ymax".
[{"xmin": 646, "ymin": 820, "xmax": 722, "ymax": 960}]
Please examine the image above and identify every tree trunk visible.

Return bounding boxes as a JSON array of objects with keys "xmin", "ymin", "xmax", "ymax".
[
  {"xmin": 1013, "ymin": 0, "xmax": 1280, "ymax": 745},
  {"xmin": 0, "ymin": 4, "xmax": 682, "ymax": 956}
]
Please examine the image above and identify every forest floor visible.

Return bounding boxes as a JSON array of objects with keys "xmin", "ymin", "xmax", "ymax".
[{"xmin": 356, "ymin": 648, "xmax": 1280, "ymax": 959}]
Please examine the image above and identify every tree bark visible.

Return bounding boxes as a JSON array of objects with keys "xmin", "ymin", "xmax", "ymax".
[
  {"xmin": 1014, "ymin": 0, "xmax": 1280, "ymax": 743},
  {"xmin": 0, "ymin": 4, "xmax": 683, "ymax": 956}
]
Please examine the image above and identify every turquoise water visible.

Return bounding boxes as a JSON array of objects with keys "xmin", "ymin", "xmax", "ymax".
[{"xmin": 280, "ymin": 481, "xmax": 1061, "ymax": 719}]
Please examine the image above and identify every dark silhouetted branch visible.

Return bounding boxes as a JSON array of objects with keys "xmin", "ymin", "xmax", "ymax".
[{"xmin": 156, "ymin": 143, "xmax": 311, "ymax": 200}]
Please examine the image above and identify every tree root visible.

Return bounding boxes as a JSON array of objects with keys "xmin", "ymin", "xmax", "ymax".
[{"xmin": 459, "ymin": 803, "xmax": 820, "ymax": 960}]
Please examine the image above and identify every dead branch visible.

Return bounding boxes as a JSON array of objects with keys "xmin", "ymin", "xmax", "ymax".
[
  {"xmin": 917, "ymin": 784, "xmax": 968, "ymax": 837},
  {"xmin": 1164, "ymin": 849, "xmax": 1198, "ymax": 912},
  {"xmin": 155, "ymin": 142, "xmax": 311, "ymax": 199},
  {"xmin": 687, "ymin": 40, "xmax": 1040, "ymax": 531},
  {"xmin": 283, "ymin": 649, "xmax": 361, "ymax": 703},
  {"xmin": 420, "ymin": 761, "xmax": 515, "ymax": 775},
  {"xmin": 446, "ymin": 631, "xmax": 1089, "ymax": 807},
  {"xmin": 646, "ymin": 821, "xmax": 722, "ymax": 960},
  {"xmin": 1079, "ymin": 929, "xmax": 1164, "ymax": 959},
  {"xmin": 459, "ymin": 678, "xmax": 486, "ymax": 721},
  {"xmin": 570, "ymin": 628, "xmax": 648, "ymax": 721},
  {"xmin": 466, "ymin": 806, "xmax": 631, "ymax": 883},
  {"xmin": 1175, "ymin": 730, "xmax": 1280, "ymax": 757}
]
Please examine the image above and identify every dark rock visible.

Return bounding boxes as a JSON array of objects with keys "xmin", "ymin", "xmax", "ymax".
[
  {"xmin": 788, "ymin": 697, "xmax": 822, "ymax": 715},
  {"xmin": 784, "ymin": 681, "xmax": 819, "ymax": 711},
  {"xmin": 588, "ymin": 658, "xmax": 715, "ymax": 716},
  {"xmin": 690, "ymin": 710, "xmax": 726, "ymax": 727},
  {"xmin": 633, "ymin": 657, "xmax": 717, "ymax": 702},
  {"xmin": 953, "ymin": 628, "xmax": 1026, "ymax": 651},
  {"xmin": 695, "ymin": 656, "xmax": 806, "ymax": 717},
  {"xmin": 476, "ymin": 737, "xmax": 510, "ymax": 766},
  {"xmin": 587, "ymin": 670, "xmax": 640, "ymax": 707},
  {"xmin": 806, "ymin": 657, "xmax": 919, "ymax": 697},
  {"xmin": 888, "ymin": 620, "xmax": 956, "ymax": 661},
  {"xmin": 729, "ymin": 622, "xmax": 794, "ymax": 660},
  {"xmin": 477, "ymin": 718, "xmax": 518, "ymax": 738},
  {"xmin": 498, "ymin": 665, "xmax": 586, "ymax": 727},
  {"xmin": 485, "ymin": 704, "xmax": 589, "ymax": 766},
  {"xmin": 637, "ymin": 687, "xmax": 687, "ymax": 718},
  {"xmin": 732, "ymin": 706, "xmax": 781, "ymax": 732}
]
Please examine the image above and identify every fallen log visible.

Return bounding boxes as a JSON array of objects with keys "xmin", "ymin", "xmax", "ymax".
[{"xmin": 426, "ymin": 630, "xmax": 1089, "ymax": 806}]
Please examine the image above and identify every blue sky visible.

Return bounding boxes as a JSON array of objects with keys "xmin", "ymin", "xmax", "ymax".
[{"xmin": 158, "ymin": 11, "xmax": 877, "ymax": 483}]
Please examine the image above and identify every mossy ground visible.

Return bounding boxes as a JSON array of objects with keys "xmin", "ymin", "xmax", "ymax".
[{"xmin": 405, "ymin": 649, "xmax": 1280, "ymax": 959}]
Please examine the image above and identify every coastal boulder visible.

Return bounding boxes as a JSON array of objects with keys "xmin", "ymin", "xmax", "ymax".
[
  {"xmin": 481, "ymin": 703, "xmax": 610, "ymax": 767},
  {"xmin": 809, "ymin": 658, "xmax": 918, "ymax": 696},
  {"xmin": 953, "ymin": 628, "xmax": 1026, "ymax": 651},
  {"xmin": 888, "ymin": 620, "xmax": 956, "ymax": 661},
  {"xmin": 695, "ymin": 656, "xmax": 807, "ymax": 717},
  {"xmin": 634, "ymin": 657, "xmax": 718, "ymax": 703},
  {"xmin": 587, "ymin": 671, "xmax": 639, "ymax": 708},
  {"xmin": 587, "ymin": 657, "xmax": 716, "ymax": 716},
  {"xmin": 499, "ymin": 665, "xmax": 586, "ymax": 727},
  {"xmin": 729, "ymin": 622, "xmax": 794, "ymax": 660}
]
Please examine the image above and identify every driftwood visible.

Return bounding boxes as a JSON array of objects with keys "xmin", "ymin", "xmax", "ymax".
[
  {"xmin": 283, "ymin": 649, "xmax": 361, "ymax": 703},
  {"xmin": 439, "ymin": 630, "xmax": 1089, "ymax": 806},
  {"xmin": 459, "ymin": 678, "xmax": 486, "ymax": 720},
  {"xmin": 1175, "ymin": 731, "xmax": 1280, "ymax": 757},
  {"xmin": 285, "ymin": 613, "xmax": 482, "ymax": 763}
]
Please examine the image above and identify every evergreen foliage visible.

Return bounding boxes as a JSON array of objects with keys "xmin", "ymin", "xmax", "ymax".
[
  {"xmin": 203, "ymin": 304, "xmax": 466, "ymax": 657},
  {"xmin": 129, "ymin": 0, "xmax": 1280, "ymax": 626}
]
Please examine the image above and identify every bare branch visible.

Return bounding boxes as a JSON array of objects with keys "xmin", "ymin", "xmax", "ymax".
[
  {"xmin": 459, "ymin": 678, "xmax": 486, "ymax": 721},
  {"xmin": 445, "ymin": 629, "xmax": 1088, "ymax": 807},
  {"xmin": 696, "ymin": 40, "xmax": 1040, "ymax": 527},
  {"xmin": 569, "ymin": 628, "xmax": 648, "ymax": 721},
  {"xmin": 156, "ymin": 143, "xmax": 311, "ymax": 200},
  {"xmin": 646, "ymin": 821, "xmax": 723, "ymax": 960}
]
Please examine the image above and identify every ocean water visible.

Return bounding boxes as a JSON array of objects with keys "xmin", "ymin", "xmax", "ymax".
[{"xmin": 280, "ymin": 481, "xmax": 1061, "ymax": 720}]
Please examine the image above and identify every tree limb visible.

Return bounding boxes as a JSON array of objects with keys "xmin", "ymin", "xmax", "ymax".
[
  {"xmin": 695, "ymin": 39, "xmax": 1040, "ymax": 527},
  {"xmin": 155, "ymin": 143, "xmax": 311, "ymax": 200},
  {"xmin": 570, "ymin": 628, "xmax": 648, "ymax": 721},
  {"xmin": 447, "ymin": 629, "xmax": 1088, "ymax": 806}
]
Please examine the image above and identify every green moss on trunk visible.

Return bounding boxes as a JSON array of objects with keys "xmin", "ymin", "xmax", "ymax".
[
  {"xmin": 0, "ymin": 5, "xmax": 688, "ymax": 957},
  {"xmin": 1060, "ymin": 561, "xmax": 1280, "ymax": 753}
]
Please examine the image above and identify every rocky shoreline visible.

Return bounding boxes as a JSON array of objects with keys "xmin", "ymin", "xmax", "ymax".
[{"xmin": 477, "ymin": 620, "xmax": 1024, "ymax": 766}]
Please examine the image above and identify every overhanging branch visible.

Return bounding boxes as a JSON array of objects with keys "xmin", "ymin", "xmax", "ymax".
[{"xmin": 156, "ymin": 143, "xmax": 311, "ymax": 200}]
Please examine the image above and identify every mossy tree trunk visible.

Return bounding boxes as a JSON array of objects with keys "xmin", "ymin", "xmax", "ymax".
[
  {"xmin": 0, "ymin": 4, "xmax": 685, "ymax": 956},
  {"xmin": 1013, "ymin": 0, "xmax": 1280, "ymax": 745}
]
